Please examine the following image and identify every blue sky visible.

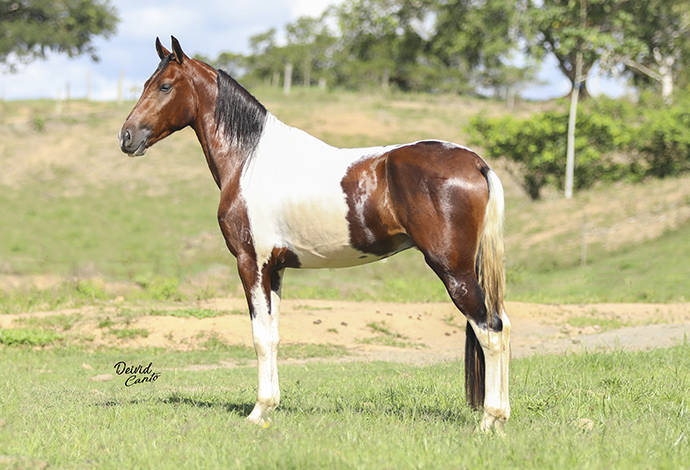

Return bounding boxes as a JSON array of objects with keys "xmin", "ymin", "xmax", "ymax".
[{"xmin": 0, "ymin": 0, "xmax": 629, "ymax": 101}]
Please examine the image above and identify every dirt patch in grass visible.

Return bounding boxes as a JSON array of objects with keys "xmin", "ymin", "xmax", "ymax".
[{"xmin": 1, "ymin": 299, "xmax": 688, "ymax": 363}]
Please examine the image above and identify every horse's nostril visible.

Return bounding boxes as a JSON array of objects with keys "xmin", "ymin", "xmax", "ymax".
[{"xmin": 124, "ymin": 129, "xmax": 131, "ymax": 143}]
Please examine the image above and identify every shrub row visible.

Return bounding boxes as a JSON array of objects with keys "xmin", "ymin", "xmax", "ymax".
[{"xmin": 468, "ymin": 95, "xmax": 690, "ymax": 199}]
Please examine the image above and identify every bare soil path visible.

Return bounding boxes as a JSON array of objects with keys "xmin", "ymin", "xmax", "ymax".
[{"xmin": 3, "ymin": 299, "xmax": 688, "ymax": 366}]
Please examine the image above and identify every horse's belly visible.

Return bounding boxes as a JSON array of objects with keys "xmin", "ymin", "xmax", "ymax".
[{"xmin": 278, "ymin": 198, "xmax": 379, "ymax": 268}]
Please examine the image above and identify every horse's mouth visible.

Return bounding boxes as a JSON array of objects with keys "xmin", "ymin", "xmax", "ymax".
[{"xmin": 127, "ymin": 139, "xmax": 148, "ymax": 157}]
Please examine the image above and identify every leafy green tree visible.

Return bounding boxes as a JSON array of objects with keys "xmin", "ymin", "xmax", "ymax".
[
  {"xmin": 0, "ymin": 0, "xmax": 118, "ymax": 70},
  {"xmin": 430, "ymin": 0, "xmax": 532, "ymax": 96},
  {"xmin": 601, "ymin": 0, "xmax": 689, "ymax": 101},
  {"xmin": 525, "ymin": 0, "xmax": 627, "ymax": 98},
  {"xmin": 244, "ymin": 28, "xmax": 282, "ymax": 85},
  {"xmin": 211, "ymin": 52, "xmax": 248, "ymax": 78},
  {"xmin": 335, "ymin": 0, "xmax": 433, "ymax": 90},
  {"xmin": 286, "ymin": 15, "xmax": 336, "ymax": 87}
]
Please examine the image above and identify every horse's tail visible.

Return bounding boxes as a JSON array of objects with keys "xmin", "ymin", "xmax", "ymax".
[{"xmin": 465, "ymin": 167, "xmax": 505, "ymax": 409}]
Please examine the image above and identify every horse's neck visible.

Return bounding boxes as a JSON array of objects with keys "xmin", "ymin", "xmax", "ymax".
[
  {"xmin": 192, "ymin": 116, "xmax": 234, "ymax": 189},
  {"xmin": 257, "ymin": 114, "xmax": 334, "ymax": 157},
  {"xmin": 191, "ymin": 73, "xmax": 333, "ymax": 189}
]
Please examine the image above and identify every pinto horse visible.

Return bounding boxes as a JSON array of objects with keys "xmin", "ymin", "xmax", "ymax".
[{"xmin": 119, "ymin": 37, "xmax": 511, "ymax": 432}]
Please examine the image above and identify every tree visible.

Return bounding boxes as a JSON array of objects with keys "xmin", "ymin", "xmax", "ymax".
[
  {"xmin": 286, "ymin": 15, "xmax": 336, "ymax": 87},
  {"xmin": 210, "ymin": 52, "xmax": 248, "ymax": 78},
  {"xmin": 245, "ymin": 28, "xmax": 282, "ymax": 85},
  {"xmin": 525, "ymin": 0, "xmax": 625, "ymax": 98},
  {"xmin": 602, "ymin": 0, "xmax": 689, "ymax": 101},
  {"xmin": 335, "ymin": 0, "xmax": 433, "ymax": 90},
  {"xmin": 0, "ymin": 0, "xmax": 118, "ymax": 70},
  {"xmin": 430, "ymin": 0, "xmax": 532, "ymax": 96}
]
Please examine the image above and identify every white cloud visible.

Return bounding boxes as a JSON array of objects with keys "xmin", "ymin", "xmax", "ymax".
[{"xmin": 290, "ymin": 0, "xmax": 341, "ymax": 18}]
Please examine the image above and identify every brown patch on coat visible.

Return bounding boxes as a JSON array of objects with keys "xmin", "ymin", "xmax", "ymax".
[
  {"xmin": 385, "ymin": 142, "xmax": 489, "ymax": 273},
  {"xmin": 340, "ymin": 153, "xmax": 412, "ymax": 256}
]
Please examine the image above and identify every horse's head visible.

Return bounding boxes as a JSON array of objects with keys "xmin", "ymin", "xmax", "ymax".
[{"xmin": 119, "ymin": 36, "xmax": 197, "ymax": 156}]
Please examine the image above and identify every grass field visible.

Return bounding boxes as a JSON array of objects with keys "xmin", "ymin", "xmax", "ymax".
[{"xmin": 0, "ymin": 343, "xmax": 687, "ymax": 469}]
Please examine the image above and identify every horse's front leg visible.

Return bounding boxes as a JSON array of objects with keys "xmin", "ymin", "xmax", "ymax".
[{"xmin": 237, "ymin": 253, "xmax": 282, "ymax": 425}]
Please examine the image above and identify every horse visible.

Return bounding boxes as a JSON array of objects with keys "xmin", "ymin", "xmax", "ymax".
[{"xmin": 119, "ymin": 36, "xmax": 511, "ymax": 432}]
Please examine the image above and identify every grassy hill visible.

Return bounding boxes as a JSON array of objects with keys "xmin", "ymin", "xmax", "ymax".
[{"xmin": 0, "ymin": 88, "xmax": 687, "ymax": 308}]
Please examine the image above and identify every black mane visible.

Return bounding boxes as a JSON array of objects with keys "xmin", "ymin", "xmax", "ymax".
[{"xmin": 214, "ymin": 69, "xmax": 267, "ymax": 155}]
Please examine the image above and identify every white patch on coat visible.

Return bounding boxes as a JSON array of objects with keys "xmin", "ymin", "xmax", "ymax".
[{"xmin": 240, "ymin": 114, "xmax": 395, "ymax": 268}]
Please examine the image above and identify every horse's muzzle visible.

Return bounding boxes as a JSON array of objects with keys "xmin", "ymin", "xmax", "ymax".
[{"xmin": 119, "ymin": 126, "xmax": 151, "ymax": 156}]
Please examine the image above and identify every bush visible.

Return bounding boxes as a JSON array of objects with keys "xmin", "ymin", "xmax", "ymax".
[
  {"xmin": 468, "ymin": 96, "xmax": 690, "ymax": 199},
  {"xmin": 468, "ymin": 110, "xmax": 630, "ymax": 199},
  {"xmin": 634, "ymin": 105, "xmax": 690, "ymax": 178}
]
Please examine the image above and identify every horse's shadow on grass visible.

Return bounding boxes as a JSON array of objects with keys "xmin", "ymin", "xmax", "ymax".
[
  {"xmin": 95, "ymin": 393, "xmax": 475, "ymax": 425},
  {"xmin": 93, "ymin": 394, "xmax": 254, "ymax": 416},
  {"xmin": 160, "ymin": 394, "xmax": 255, "ymax": 416}
]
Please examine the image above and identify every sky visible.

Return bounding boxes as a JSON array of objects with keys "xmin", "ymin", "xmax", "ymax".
[{"xmin": 0, "ymin": 0, "xmax": 629, "ymax": 101}]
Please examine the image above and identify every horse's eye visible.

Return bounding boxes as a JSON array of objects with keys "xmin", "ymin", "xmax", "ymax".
[{"xmin": 159, "ymin": 84, "xmax": 172, "ymax": 92}]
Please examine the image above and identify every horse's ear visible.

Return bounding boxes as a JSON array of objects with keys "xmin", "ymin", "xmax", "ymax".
[
  {"xmin": 170, "ymin": 35, "xmax": 185, "ymax": 64},
  {"xmin": 155, "ymin": 37, "xmax": 170, "ymax": 60}
]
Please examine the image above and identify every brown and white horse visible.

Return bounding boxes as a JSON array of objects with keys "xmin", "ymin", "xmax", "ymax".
[{"xmin": 119, "ymin": 37, "xmax": 511, "ymax": 432}]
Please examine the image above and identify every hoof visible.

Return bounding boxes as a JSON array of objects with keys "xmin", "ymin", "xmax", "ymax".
[
  {"xmin": 246, "ymin": 413, "xmax": 270, "ymax": 427},
  {"xmin": 247, "ymin": 400, "xmax": 278, "ymax": 427},
  {"xmin": 478, "ymin": 411, "xmax": 507, "ymax": 435}
]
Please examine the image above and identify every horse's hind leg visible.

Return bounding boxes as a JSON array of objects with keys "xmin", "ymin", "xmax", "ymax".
[
  {"xmin": 467, "ymin": 307, "xmax": 511, "ymax": 432},
  {"xmin": 426, "ymin": 261, "xmax": 511, "ymax": 431},
  {"xmin": 384, "ymin": 144, "xmax": 510, "ymax": 430}
]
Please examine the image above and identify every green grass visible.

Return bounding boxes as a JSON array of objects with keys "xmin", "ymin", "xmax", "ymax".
[
  {"xmin": 508, "ymin": 222, "xmax": 690, "ymax": 303},
  {"xmin": 0, "ymin": 210, "xmax": 687, "ymax": 309},
  {"xmin": 0, "ymin": 184, "xmax": 222, "ymax": 281},
  {"xmin": 14, "ymin": 313, "xmax": 82, "ymax": 330},
  {"xmin": 357, "ymin": 321, "xmax": 425, "ymax": 349},
  {"xmin": 0, "ymin": 280, "xmax": 112, "ymax": 314},
  {"xmin": 294, "ymin": 304, "xmax": 333, "ymax": 311},
  {"xmin": 98, "ymin": 317, "xmax": 115, "ymax": 328},
  {"xmin": 148, "ymin": 307, "xmax": 241, "ymax": 319},
  {"xmin": 0, "ymin": 328, "xmax": 63, "ymax": 346},
  {"xmin": 366, "ymin": 321, "xmax": 404, "ymax": 337},
  {"xmin": 1, "ymin": 220, "xmax": 687, "ymax": 309},
  {"xmin": 0, "ymin": 344, "xmax": 687, "ymax": 468},
  {"xmin": 356, "ymin": 335, "xmax": 424, "ymax": 349}
]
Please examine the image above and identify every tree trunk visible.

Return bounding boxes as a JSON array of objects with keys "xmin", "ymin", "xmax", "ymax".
[
  {"xmin": 524, "ymin": 174, "xmax": 543, "ymax": 200},
  {"xmin": 658, "ymin": 54, "xmax": 674, "ymax": 102},
  {"xmin": 575, "ymin": 79, "xmax": 590, "ymax": 99},
  {"xmin": 565, "ymin": 0, "xmax": 586, "ymax": 199},
  {"xmin": 283, "ymin": 63, "xmax": 293, "ymax": 95},
  {"xmin": 565, "ymin": 50, "xmax": 582, "ymax": 200},
  {"xmin": 303, "ymin": 57, "xmax": 311, "ymax": 87}
]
